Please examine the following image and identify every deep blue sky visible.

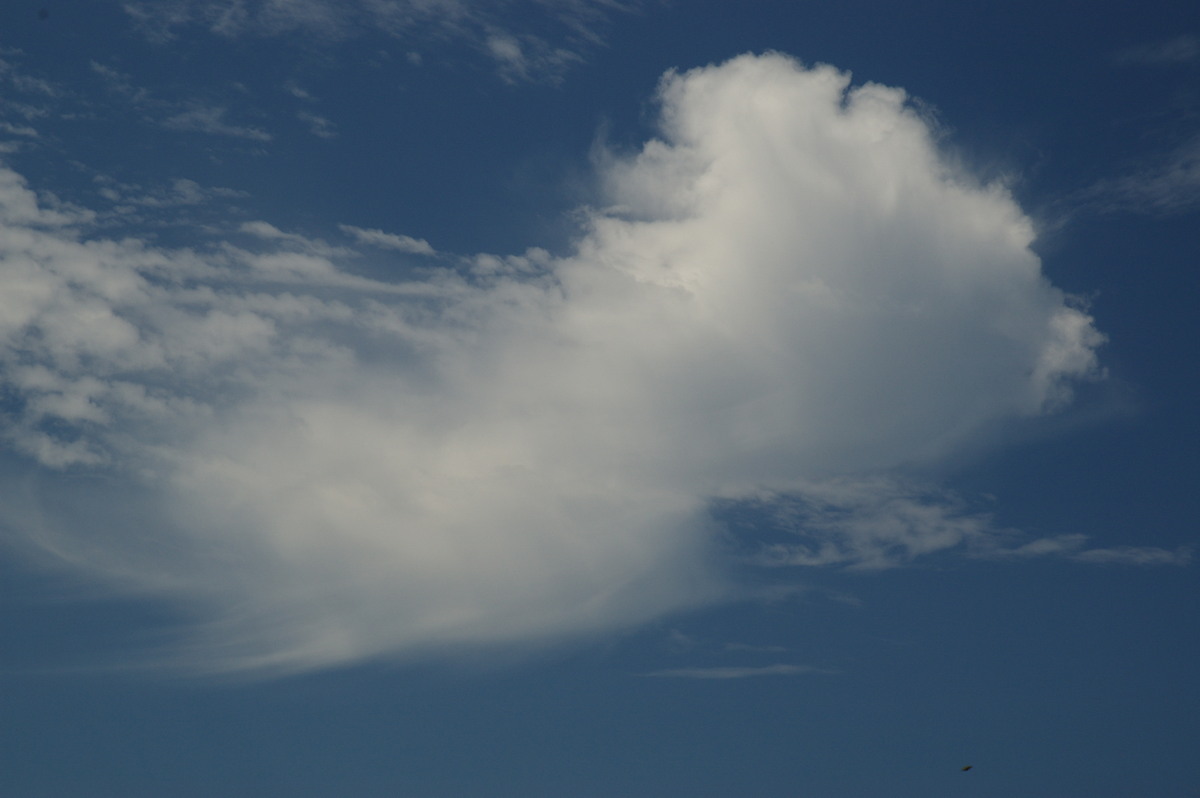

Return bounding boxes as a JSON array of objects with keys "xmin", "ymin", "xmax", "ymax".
[{"xmin": 1, "ymin": 2, "xmax": 1197, "ymax": 796}]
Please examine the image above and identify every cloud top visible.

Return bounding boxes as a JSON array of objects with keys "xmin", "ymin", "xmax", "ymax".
[{"xmin": 0, "ymin": 54, "xmax": 1107, "ymax": 675}]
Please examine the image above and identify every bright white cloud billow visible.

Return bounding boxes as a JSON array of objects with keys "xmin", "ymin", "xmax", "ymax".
[{"xmin": 0, "ymin": 54, "xmax": 1128, "ymax": 674}]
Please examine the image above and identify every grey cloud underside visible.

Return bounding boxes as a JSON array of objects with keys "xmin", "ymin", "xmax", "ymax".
[{"xmin": 0, "ymin": 54, "xmax": 1127, "ymax": 675}]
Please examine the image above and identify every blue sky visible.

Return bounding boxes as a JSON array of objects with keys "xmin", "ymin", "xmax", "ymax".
[{"xmin": 1, "ymin": 1, "xmax": 1197, "ymax": 796}]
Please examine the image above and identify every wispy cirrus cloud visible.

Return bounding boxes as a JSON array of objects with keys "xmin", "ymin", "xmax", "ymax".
[
  {"xmin": 95, "ymin": 175, "xmax": 247, "ymax": 209},
  {"xmin": 741, "ymin": 480, "xmax": 995, "ymax": 571},
  {"xmin": 1072, "ymin": 546, "xmax": 1193, "ymax": 565},
  {"xmin": 736, "ymin": 479, "xmax": 1189, "ymax": 570},
  {"xmin": 0, "ymin": 51, "xmax": 63, "ymax": 99},
  {"xmin": 90, "ymin": 61, "xmax": 274, "ymax": 145},
  {"xmin": 339, "ymin": 224, "xmax": 436, "ymax": 255},
  {"xmin": 0, "ymin": 54, "xmax": 64, "ymax": 150},
  {"xmin": 89, "ymin": 61, "xmax": 152, "ymax": 104},
  {"xmin": 1037, "ymin": 35, "xmax": 1200, "ymax": 222},
  {"xmin": 0, "ymin": 53, "xmax": 1149, "ymax": 677},
  {"xmin": 0, "ymin": 122, "xmax": 38, "ymax": 138},
  {"xmin": 86, "ymin": 174, "xmax": 250, "ymax": 231},
  {"xmin": 297, "ymin": 110, "xmax": 336, "ymax": 139},
  {"xmin": 162, "ymin": 104, "xmax": 273, "ymax": 142},
  {"xmin": 1115, "ymin": 35, "xmax": 1200, "ymax": 66},
  {"xmin": 646, "ymin": 665, "xmax": 824, "ymax": 680},
  {"xmin": 120, "ymin": 0, "xmax": 643, "ymax": 82},
  {"xmin": 978, "ymin": 533, "xmax": 1192, "ymax": 566},
  {"xmin": 1071, "ymin": 135, "xmax": 1200, "ymax": 216}
]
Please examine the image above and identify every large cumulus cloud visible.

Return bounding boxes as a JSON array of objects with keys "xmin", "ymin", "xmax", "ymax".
[{"xmin": 0, "ymin": 54, "xmax": 1110, "ymax": 674}]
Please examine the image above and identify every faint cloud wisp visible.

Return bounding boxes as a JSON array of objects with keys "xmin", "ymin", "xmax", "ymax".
[
  {"xmin": 645, "ymin": 665, "xmax": 825, "ymax": 680},
  {"xmin": 0, "ymin": 53, "xmax": 1145, "ymax": 677},
  {"xmin": 1115, "ymin": 35, "xmax": 1200, "ymax": 66},
  {"xmin": 121, "ymin": 0, "xmax": 643, "ymax": 83}
]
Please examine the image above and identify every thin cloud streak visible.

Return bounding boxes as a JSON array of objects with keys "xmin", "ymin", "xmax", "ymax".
[
  {"xmin": 90, "ymin": 60, "xmax": 276, "ymax": 145},
  {"xmin": 162, "ymin": 104, "xmax": 272, "ymax": 141},
  {"xmin": 1073, "ymin": 135, "xmax": 1200, "ymax": 216},
  {"xmin": 339, "ymin": 224, "xmax": 436, "ymax": 255},
  {"xmin": 977, "ymin": 534, "xmax": 1192, "ymax": 566},
  {"xmin": 645, "ymin": 664, "xmax": 825, "ymax": 679}
]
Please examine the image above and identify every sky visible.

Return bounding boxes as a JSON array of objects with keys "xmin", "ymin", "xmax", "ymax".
[{"xmin": 0, "ymin": 1, "xmax": 1197, "ymax": 796}]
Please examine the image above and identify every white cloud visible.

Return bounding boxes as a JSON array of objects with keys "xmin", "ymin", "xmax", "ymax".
[
  {"xmin": 0, "ymin": 168, "xmax": 93, "ymax": 227},
  {"xmin": 297, "ymin": 110, "xmax": 337, "ymax": 139},
  {"xmin": 484, "ymin": 31, "xmax": 582, "ymax": 84},
  {"xmin": 283, "ymin": 80, "xmax": 315, "ymax": 101},
  {"xmin": 745, "ymin": 480, "xmax": 994, "ymax": 570},
  {"xmin": 0, "ymin": 54, "xmax": 1127, "ymax": 676},
  {"xmin": 339, "ymin": 224, "xmax": 436, "ymax": 255},
  {"xmin": 90, "ymin": 62, "xmax": 275, "ymax": 146},
  {"xmin": 487, "ymin": 33, "xmax": 525, "ymax": 67}
]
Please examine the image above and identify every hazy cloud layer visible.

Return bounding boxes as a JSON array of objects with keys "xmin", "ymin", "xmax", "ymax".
[{"xmin": 0, "ymin": 54, "xmax": 1119, "ymax": 675}]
